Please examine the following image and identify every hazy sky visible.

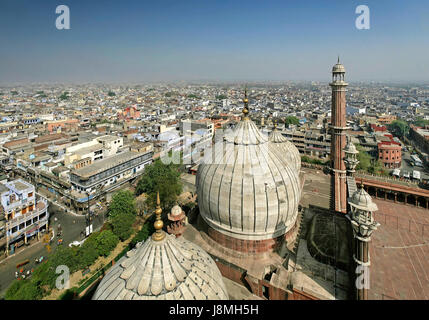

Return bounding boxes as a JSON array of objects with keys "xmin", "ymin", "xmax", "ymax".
[{"xmin": 1, "ymin": 0, "xmax": 429, "ymax": 84}]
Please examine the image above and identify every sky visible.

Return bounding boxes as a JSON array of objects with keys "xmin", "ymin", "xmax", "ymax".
[{"xmin": 1, "ymin": 0, "xmax": 429, "ymax": 84}]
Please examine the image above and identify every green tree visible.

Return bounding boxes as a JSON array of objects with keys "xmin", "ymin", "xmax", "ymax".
[
  {"xmin": 368, "ymin": 159, "xmax": 387, "ymax": 176},
  {"xmin": 216, "ymin": 94, "xmax": 227, "ymax": 100},
  {"xmin": 59, "ymin": 92, "xmax": 70, "ymax": 100},
  {"xmin": 107, "ymin": 190, "xmax": 136, "ymax": 218},
  {"xmin": 135, "ymin": 159, "xmax": 182, "ymax": 210},
  {"xmin": 111, "ymin": 212, "xmax": 136, "ymax": 241},
  {"xmin": 96, "ymin": 230, "xmax": 119, "ymax": 257},
  {"xmin": 355, "ymin": 144, "xmax": 371, "ymax": 172},
  {"xmin": 413, "ymin": 117, "xmax": 429, "ymax": 127},
  {"xmin": 388, "ymin": 120, "xmax": 409, "ymax": 139},
  {"xmin": 187, "ymin": 94, "xmax": 200, "ymax": 99},
  {"xmin": 78, "ymin": 236, "xmax": 99, "ymax": 267},
  {"xmin": 107, "ymin": 91, "xmax": 116, "ymax": 97},
  {"xmin": 5, "ymin": 280, "xmax": 41, "ymax": 300},
  {"xmin": 130, "ymin": 219, "xmax": 155, "ymax": 247},
  {"xmin": 4, "ymin": 280, "xmax": 24, "ymax": 300},
  {"xmin": 284, "ymin": 116, "xmax": 300, "ymax": 126}
]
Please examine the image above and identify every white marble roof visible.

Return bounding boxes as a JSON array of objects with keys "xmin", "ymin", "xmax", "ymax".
[
  {"xmin": 93, "ymin": 233, "xmax": 228, "ymax": 300},
  {"xmin": 197, "ymin": 118, "xmax": 301, "ymax": 241},
  {"xmin": 269, "ymin": 130, "xmax": 301, "ymax": 171}
]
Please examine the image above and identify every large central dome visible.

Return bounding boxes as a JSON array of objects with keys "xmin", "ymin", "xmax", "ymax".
[{"xmin": 196, "ymin": 114, "xmax": 301, "ymax": 242}]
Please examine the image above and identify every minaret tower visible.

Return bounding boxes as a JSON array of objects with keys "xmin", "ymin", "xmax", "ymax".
[
  {"xmin": 348, "ymin": 184, "xmax": 380, "ymax": 300},
  {"xmin": 330, "ymin": 57, "xmax": 349, "ymax": 213}
]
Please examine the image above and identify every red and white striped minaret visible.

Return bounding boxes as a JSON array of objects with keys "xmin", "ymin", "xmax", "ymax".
[{"xmin": 330, "ymin": 58, "xmax": 349, "ymax": 214}]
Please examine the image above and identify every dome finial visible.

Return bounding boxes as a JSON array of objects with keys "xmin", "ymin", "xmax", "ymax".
[
  {"xmin": 242, "ymin": 86, "xmax": 249, "ymax": 119},
  {"xmin": 273, "ymin": 118, "xmax": 277, "ymax": 130},
  {"xmin": 338, "ymin": 55, "xmax": 340, "ymax": 64},
  {"xmin": 152, "ymin": 191, "xmax": 165, "ymax": 241}
]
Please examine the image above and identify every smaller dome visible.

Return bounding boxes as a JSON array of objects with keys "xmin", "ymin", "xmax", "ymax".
[
  {"xmin": 349, "ymin": 187, "xmax": 378, "ymax": 212},
  {"xmin": 170, "ymin": 204, "xmax": 183, "ymax": 217},
  {"xmin": 269, "ymin": 129, "xmax": 301, "ymax": 171},
  {"xmin": 344, "ymin": 141, "xmax": 358, "ymax": 155},
  {"xmin": 332, "ymin": 62, "xmax": 346, "ymax": 74},
  {"xmin": 93, "ymin": 234, "xmax": 228, "ymax": 300}
]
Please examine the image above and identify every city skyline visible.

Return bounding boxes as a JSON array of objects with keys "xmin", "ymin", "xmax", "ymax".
[{"xmin": 1, "ymin": 0, "xmax": 429, "ymax": 84}]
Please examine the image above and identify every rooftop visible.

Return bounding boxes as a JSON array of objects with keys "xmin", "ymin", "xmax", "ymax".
[{"xmin": 71, "ymin": 151, "xmax": 148, "ymax": 178}]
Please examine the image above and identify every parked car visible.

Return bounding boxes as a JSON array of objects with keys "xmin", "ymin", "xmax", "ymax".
[
  {"xmin": 69, "ymin": 240, "xmax": 81, "ymax": 248},
  {"xmin": 403, "ymin": 171, "xmax": 410, "ymax": 179}
]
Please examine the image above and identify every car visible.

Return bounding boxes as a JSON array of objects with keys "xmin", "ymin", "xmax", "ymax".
[
  {"xmin": 69, "ymin": 240, "xmax": 81, "ymax": 248},
  {"xmin": 403, "ymin": 171, "xmax": 410, "ymax": 179}
]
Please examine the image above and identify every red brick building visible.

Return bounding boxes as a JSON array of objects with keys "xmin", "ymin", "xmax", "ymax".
[{"xmin": 377, "ymin": 140, "xmax": 402, "ymax": 169}]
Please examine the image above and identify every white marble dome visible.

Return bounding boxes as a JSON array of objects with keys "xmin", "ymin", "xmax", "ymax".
[
  {"xmin": 349, "ymin": 187, "xmax": 378, "ymax": 212},
  {"xmin": 269, "ymin": 129, "xmax": 301, "ymax": 171},
  {"xmin": 93, "ymin": 233, "xmax": 228, "ymax": 300},
  {"xmin": 170, "ymin": 204, "xmax": 183, "ymax": 217},
  {"xmin": 196, "ymin": 118, "xmax": 301, "ymax": 241}
]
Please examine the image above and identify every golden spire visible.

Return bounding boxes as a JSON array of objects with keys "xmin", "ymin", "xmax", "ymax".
[
  {"xmin": 242, "ymin": 87, "xmax": 249, "ymax": 119},
  {"xmin": 152, "ymin": 191, "xmax": 165, "ymax": 241},
  {"xmin": 273, "ymin": 118, "xmax": 278, "ymax": 130}
]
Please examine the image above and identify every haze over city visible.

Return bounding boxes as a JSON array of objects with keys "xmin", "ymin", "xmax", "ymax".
[{"xmin": 1, "ymin": 0, "xmax": 429, "ymax": 84}]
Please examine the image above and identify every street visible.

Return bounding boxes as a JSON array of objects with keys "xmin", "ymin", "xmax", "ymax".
[
  {"xmin": 0, "ymin": 202, "xmax": 105, "ymax": 298},
  {"xmin": 400, "ymin": 149, "xmax": 429, "ymax": 180}
]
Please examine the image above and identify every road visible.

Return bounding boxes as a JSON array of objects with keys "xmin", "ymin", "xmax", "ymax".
[
  {"xmin": 400, "ymin": 149, "xmax": 429, "ymax": 180},
  {"xmin": 0, "ymin": 202, "xmax": 106, "ymax": 298}
]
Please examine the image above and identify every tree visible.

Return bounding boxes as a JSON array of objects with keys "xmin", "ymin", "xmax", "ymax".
[
  {"xmin": 413, "ymin": 117, "xmax": 429, "ymax": 127},
  {"xmin": 5, "ymin": 280, "xmax": 41, "ymax": 300},
  {"xmin": 46, "ymin": 245, "xmax": 80, "ymax": 274},
  {"xmin": 135, "ymin": 195, "xmax": 148, "ymax": 216},
  {"xmin": 284, "ymin": 116, "xmax": 300, "ymax": 126},
  {"xmin": 59, "ymin": 91, "xmax": 70, "ymax": 100},
  {"xmin": 107, "ymin": 190, "xmax": 136, "ymax": 218},
  {"xmin": 216, "ymin": 94, "xmax": 227, "ymax": 100},
  {"xmin": 355, "ymin": 144, "xmax": 371, "ymax": 172},
  {"xmin": 78, "ymin": 237, "xmax": 99, "ymax": 267},
  {"xmin": 96, "ymin": 230, "xmax": 119, "ymax": 257},
  {"xmin": 130, "ymin": 220, "xmax": 155, "ymax": 247},
  {"xmin": 107, "ymin": 91, "xmax": 116, "ymax": 97},
  {"xmin": 111, "ymin": 212, "xmax": 136, "ymax": 241},
  {"xmin": 4, "ymin": 280, "xmax": 24, "ymax": 300},
  {"xmin": 135, "ymin": 159, "xmax": 182, "ymax": 210},
  {"xmin": 368, "ymin": 159, "xmax": 387, "ymax": 176},
  {"xmin": 388, "ymin": 120, "xmax": 409, "ymax": 139}
]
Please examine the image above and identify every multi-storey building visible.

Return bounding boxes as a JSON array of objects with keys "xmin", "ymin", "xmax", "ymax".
[
  {"xmin": 0, "ymin": 179, "xmax": 48, "ymax": 252},
  {"xmin": 377, "ymin": 141, "xmax": 402, "ymax": 169},
  {"xmin": 69, "ymin": 150, "xmax": 153, "ymax": 212}
]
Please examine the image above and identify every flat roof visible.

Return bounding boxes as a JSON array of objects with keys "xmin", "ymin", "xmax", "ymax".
[
  {"xmin": 8, "ymin": 179, "xmax": 32, "ymax": 191},
  {"xmin": 72, "ymin": 151, "xmax": 149, "ymax": 178},
  {"xmin": 97, "ymin": 135, "xmax": 119, "ymax": 142},
  {"xmin": 73, "ymin": 144, "xmax": 103, "ymax": 156}
]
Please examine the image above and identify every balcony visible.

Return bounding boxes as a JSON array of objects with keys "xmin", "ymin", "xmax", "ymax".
[{"xmin": 6, "ymin": 200, "xmax": 47, "ymax": 230}]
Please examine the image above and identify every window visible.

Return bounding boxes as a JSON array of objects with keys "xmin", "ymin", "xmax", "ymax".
[{"xmin": 28, "ymin": 192, "xmax": 33, "ymax": 197}]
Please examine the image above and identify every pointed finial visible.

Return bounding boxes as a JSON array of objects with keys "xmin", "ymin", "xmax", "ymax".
[
  {"xmin": 273, "ymin": 118, "xmax": 277, "ymax": 130},
  {"xmin": 242, "ymin": 86, "xmax": 249, "ymax": 119},
  {"xmin": 152, "ymin": 191, "xmax": 165, "ymax": 241},
  {"xmin": 338, "ymin": 55, "xmax": 340, "ymax": 64}
]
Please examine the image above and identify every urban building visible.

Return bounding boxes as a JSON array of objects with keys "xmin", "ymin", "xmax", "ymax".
[{"xmin": 0, "ymin": 179, "xmax": 48, "ymax": 253}]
